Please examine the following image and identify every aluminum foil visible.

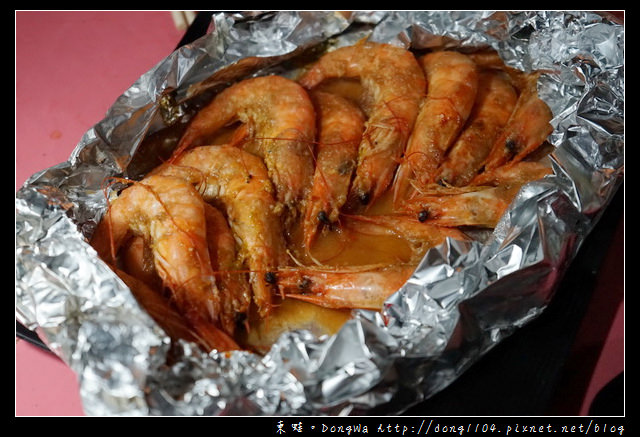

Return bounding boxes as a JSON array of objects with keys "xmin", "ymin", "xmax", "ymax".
[{"xmin": 16, "ymin": 11, "xmax": 624, "ymax": 416}]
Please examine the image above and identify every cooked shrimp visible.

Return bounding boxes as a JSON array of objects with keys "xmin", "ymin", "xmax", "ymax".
[
  {"xmin": 153, "ymin": 145, "xmax": 288, "ymax": 319},
  {"xmin": 120, "ymin": 205, "xmax": 252, "ymax": 338},
  {"xmin": 303, "ymin": 90, "xmax": 365, "ymax": 248},
  {"xmin": 471, "ymin": 160, "xmax": 552, "ymax": 186},
  {"xmin": 480, "ymin": 72, "xmax": 554, "ymax": 171},
  {"xmin": 298, "ymin": 41, "xmax": 426, "ymax": 206},
  {"xmin": 398, "ymin": 184, "xmax": 522, "ymax": 228},
  {"xmin": 277, "ymin": 264, "xmax": 415, "ymax": 310},
  {"xmin": 121, "ymin": 236, "xmax": 162, "ymax": 291},
  {"xmin": 115, "ymin": 267, "xmax": 239, "ymax": 352},
  {"xmin": 90, "ymin": 175, "xmax": 237, "ymax": 350},
  {"xmin": 393, "ymin": 51, "xmax": 479, "ymax": 203},
  {"xmin": 340, "ymin": 213, "xmax": 468, "ymax": 257},
  {"xmin": 434, "ymin": 70, "xmax": 518, "ymax": 186},
  {"xmin": 467, "ymin": 50, "xmax": 507, "ymax": 70},
  {"xmin": 172, "ymin": 75, "xmax": 316, "ymax": 219},
  {"xmin": 204, "ymin": 203, "xmax": 251, "ymax": 335}
]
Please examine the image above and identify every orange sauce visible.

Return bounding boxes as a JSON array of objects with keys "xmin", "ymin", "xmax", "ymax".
[
  {"xmin": 241, "ymin": 298, "xmax": 353, "ymax": 353},
  {"xmin": 287, "ymin": 191, "xmax": 415, "ymax": 268},
  {"xmin": 240, "ymin": 191, "xmax": 418, "ymax": 352}
]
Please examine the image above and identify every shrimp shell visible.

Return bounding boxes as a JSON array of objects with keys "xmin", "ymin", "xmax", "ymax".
[
  {"xmin": 393, "ymin": 50, "xmax": 479, "ymax": 203},
  {"xmin": 120, "ymin": 205, "xmax": 251, "ymax": 338},
  {"xmin": 299, "ymin": 41, "xmax": 426, "ymax": 206},
  {"xmin": 121, "ymin": 236, "xmax": 162, "ymax": 291}
]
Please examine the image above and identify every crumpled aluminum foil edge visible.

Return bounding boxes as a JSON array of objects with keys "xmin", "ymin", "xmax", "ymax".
[{"xmin": 16, "ymin": 11, "xmax": 623, "ymax": 416}]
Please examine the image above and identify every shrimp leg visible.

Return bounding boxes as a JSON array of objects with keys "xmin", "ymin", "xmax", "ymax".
[
  {"xmin": 393, "ymin": 51, "xmax": 479, "ymax": 203},
  {"xmin": 299, "ymin": 41, "xmax": 425, "ymax": 206}
]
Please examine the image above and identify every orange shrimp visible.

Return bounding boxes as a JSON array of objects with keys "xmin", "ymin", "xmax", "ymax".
[
  {"xmin": 115, "ymin": 267, "xmax": 239, "ymax": 352},
  {"xmin": 471, "ymin": 160, "xmax": 553, "ymax": 187},
  {"xmin": 203, "ymin": 203, "xmax": 251, "ymax": 335},
  {"xmin": 340, "ymin": 213, "xmax": 469, "ymax": 257},
  {"xmin": 400, "ymin": 160, "xmax": 553, "ymax": 228},
  {"xmin": 434, "ymin": 69, "xmax": 518, "ymax": 187},
  {"xmin": 398, "ymin": 184, "xmax": 521, "ymax": 229},
  {"xmin": 393, "ymin": 50, "xmax": 479, "ymax": 203},
  {"xmin": 121, "ymin": 206, "xmax": 252, "ymax": 337},
  {"xmin": 121, "ymin": 236, "xmax": 162, "ymax": 291},
  {"xmin": 89, "ymin": 175, "xmax": 238, "ymax": 351},
  {"xmin": 303, "ymin": 90, "xmax": 365, "ymax": 249},
  {"xmin": 467, "ymin": 49, "xmax": 509, "ymax": 70},
  {"xmin": 153, "ymin": 145, "xmax": 288, "ymax": 319},
  {"xmin": 480, "ymin": 71, "xmax": 554, "ymax": 172},
  {"xmin": 277, "ymin": 264, "xmax": 415, "ymax": 310},
  {"xmin": 172, "ymin": 75, "xmax": 317, "ymax": 219},
  {"xmin": 298, "ymin": 41, "xmax": 426, "ymax": 206}
]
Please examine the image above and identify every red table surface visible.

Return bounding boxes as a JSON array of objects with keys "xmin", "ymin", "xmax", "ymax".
[{"xmin": 15, "ymin": 11, "xmax": 624, "ymax": 417}]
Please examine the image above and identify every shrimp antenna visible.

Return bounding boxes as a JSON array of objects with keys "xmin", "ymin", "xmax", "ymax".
[{"xmin": 285, "ymin": 249, "xmax": 308, "ymax": 268}]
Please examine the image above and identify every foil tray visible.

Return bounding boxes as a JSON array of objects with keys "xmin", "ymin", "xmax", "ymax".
[{"xmin": 16, "ymin": 11, "xmax": 624, "ymax": 416}]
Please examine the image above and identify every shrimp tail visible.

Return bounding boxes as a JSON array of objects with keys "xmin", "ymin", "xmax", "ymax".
[{"xmin": 189, "ymin": 319, "xmax": 242, "ymax": 352}]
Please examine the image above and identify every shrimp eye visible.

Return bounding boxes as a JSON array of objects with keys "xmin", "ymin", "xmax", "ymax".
[
  {"xmin": 337, "ymin": 160, "xmax": 354, "ymax": 176},
  {"xmin": 418, "ymin": 210, "xmax": 429, "ymax": 222},
  {"xmin": 235, "ymin": 312, "xmax": 247, "ymax": 325},
  {"xmin": 317, "ymin": 210, "xmax": 331, "ymax": 225},
  {"xmin": 298, "ymin": 277, "xmax": 313, "ymax": 293},
  {"xmin": 505, "ymin": 139, "xmax": 518, "ymax": 154},
  {"xmin": 264, "ymin": 271, "xmax": 277, "ymax": 284},
  {"xmin": 359, "ymin": 192, "xmax": 371, "ymax": 205}
]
